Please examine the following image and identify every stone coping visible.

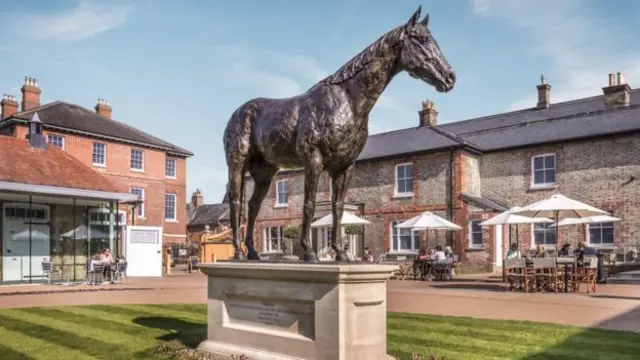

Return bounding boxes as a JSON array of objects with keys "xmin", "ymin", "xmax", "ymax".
[{"xmin": 200, "ymin": 262, "xmax": 399, "ymax": 283}]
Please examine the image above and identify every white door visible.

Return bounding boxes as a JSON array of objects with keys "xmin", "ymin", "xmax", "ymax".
[
  {"xmin": 2, "ymin": 203, "xmax": 50, "ymax": 282},
  {"xmin": 124, "ymin": 226, "xmax": 163, "ymax": 277},
  {"xmin": 494, "ymin": 225, "xmax": 503, "ymax": 268}
]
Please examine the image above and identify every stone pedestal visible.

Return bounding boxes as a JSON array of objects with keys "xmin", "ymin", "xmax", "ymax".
[{"xmin": 197, "ymin": 262, "xmax": 398, "ymax": 360}]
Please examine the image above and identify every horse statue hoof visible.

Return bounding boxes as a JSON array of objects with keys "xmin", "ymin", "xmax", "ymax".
[
  {"xmin": 233, "ymin": 250, "xmax": 247, "ymax": 261},
  {"xmin": 247, "ymin": 249, "xmax": 261, "ymax": 261},
  {"xmin": 334, "ymin": 250, "xmax": 351, "ymax": 263},
  {"xmin": 302, "ymin": 251, "xmax": 318, "ymax": 262}
]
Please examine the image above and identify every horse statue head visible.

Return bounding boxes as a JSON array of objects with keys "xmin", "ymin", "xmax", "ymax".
[{"xmin": 398, "ymin": 6, "xmax": 456, "ymax": 93}]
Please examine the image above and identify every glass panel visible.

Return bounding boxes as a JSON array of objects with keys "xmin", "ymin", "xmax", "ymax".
[
  {"xmin": 545, "ymin": 155, "xmax": 555, "ymax": 168},
  {"xmin": 396, "ymin": 166, "xmax": 404, "ymax": 179},
  {"xmin": 1, "ymin": 193, "xmax": 33, "ymax": 283},
  {"xmin": 533, "ymin": 156, "xmax": 544, "ymax": 170},
  {"xmin": 545, "ymin": 169, "xmax": 556, "ymax": 183},
  {"xmin": 397, "ymin": 180, "xmax": 406, "ymax": 194},
  {"xmin": 534, "ymin": 232, "xmax": 545, "ymax": 245},
  {"xmin": 601, "ymin": 227, "xmax": 614, "ymax": 244},
  {"xmin": 473, "ymin": 233, "xmax": 483, "ymax": 245},
  {"xmin": 471, "ymin": 221, "xmax": 481, "ymax": 232},
  {"xmin": 533, "ymin": 170, "xmax": 545, "ymax": 184},
  {"xmin": 405, "ymin": 178, "xmax": 413, "ymax": 193},
  {"xmin": 589, "ymin": 228, "xmax": 602, "ymax": 244},
  {"xmin": 400, "ymin": 235, "xmax": 412, "ymax": 250},
  {"xmin": 405, "ymin": 164, "xmax": 413, "ymax": 178}
]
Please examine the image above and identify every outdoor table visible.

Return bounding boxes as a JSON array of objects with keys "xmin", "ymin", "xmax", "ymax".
[
  {"xmin": 413, "ymin": 259, "xmax": 435, "ymax": 280},
  {"xmin": 556, "ymin": 257, "xmax": 576, "ymax": 293}
]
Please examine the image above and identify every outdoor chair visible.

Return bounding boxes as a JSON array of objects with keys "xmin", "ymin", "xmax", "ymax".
[
  {"xmin": 374, "ymin": 253, "xmax": 387, "ymax": 264},
  {"xmin": 41, "ymin": 261, "xmax": 61, "ymax": 285},
  {"xmin": 576, "ymin": 256, "xmax": 598, "ymax": 294},
  {"xmin": 114, "ymin": 262, "xmax": 128, "ymax": 284},
  {"xmin": 504, "ymin": 258, "xmax": 531, "ymax": 292},
  {"xmin": 188, "ymin": 256, "xmax": 200, "ymax": 273},
  {"xmin": 531, "ymin": 258, "xmax": 561, "ymax": 293},
  {"xmin": 88, "ymin": 263, "xmax": 104, "ymax": 285},
  {"xmin": 432, "ymin": 259, "xmax": 454, "ymax": 281}
]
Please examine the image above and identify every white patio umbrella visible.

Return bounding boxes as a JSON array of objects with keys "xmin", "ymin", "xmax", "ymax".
[
  {"xmin": 310, "ymin": 212, "xmax": 370, "ymax": 227},
  {"xmin": 549, "ymin": 215, "xmax": 620, "ymax": 227},
  {"xmin": 480, "ymin": 206, "xmax": 553, "ymax": 248},
  {"xmin": 397, "ymin": 212, "xmax": 461, "ymax": 250},
  {"xmin": 61, "ymin": 224, "xmax": 109, "ymax": 240},
  {"xmin": 512, "ymin": 194, "xmax": 609, "ymax": 250},
  {"xmin": 10, "ymin": 229, "xmax": 50, "ymax": 241}
]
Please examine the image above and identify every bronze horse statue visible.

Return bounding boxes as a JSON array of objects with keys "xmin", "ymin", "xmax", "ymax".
[{"xmin": 223, "ymin": 6, "xmax": 456, "ymax": 261}]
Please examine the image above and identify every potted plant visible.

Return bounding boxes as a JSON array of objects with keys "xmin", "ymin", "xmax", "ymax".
[
  {"xmin": 283, "ymin": 226, "xmax": 301, "ymax": 255},
  {"xmin": 343, "ymin": 225, "xmax": 363, "ymax": 236}
]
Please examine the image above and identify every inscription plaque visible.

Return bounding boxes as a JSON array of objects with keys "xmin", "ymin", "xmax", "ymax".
[{"xmin": 224, "ymin": 297, "xmax": 315, "ymax": 339}]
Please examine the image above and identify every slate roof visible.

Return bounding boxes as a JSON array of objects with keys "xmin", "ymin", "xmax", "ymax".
[
  {"xmin": 188, "ymin": 203, "xmax": 230, "ymax": 227},
  {"xmin": 0, "ymin": 135, "xmax": 121, "ymax": 193},
  {"xmin": 2, "ymin": 101, "xmax": 192, "ymax": 156},
  {"xmin": 358, "ymin": 88, "xmax": 640, "ymax": 159}
]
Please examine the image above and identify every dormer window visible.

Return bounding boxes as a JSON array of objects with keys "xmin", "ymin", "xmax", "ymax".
[{"xmin": 28, "ymin": 112, "xmax": 46, "ymax": 149}]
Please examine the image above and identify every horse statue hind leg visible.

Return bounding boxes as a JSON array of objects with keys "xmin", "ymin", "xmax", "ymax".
[
  {"xmin": 299, "ymin": 152, "xmax": 323, "ymax": 262},
  {"xmin": 244, "ymin": 160, "xmax": 279, "ymax": 260},
  {"xmin": 329, "ymin": 165, "xmax": 355, "ymax": 262}
]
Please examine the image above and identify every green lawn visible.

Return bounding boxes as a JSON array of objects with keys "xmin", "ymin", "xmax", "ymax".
[{"xmin": 0, "ymin": 304, "xmax": 638, "ymax": 360}]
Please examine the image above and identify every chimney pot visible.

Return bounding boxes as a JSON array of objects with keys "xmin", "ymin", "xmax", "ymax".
[
  {"xmin": 603, "ymin": 72, "xmax": 631, "ymax": 110},
  {"xmin": 536, "ymin": 74, "xmax": 551, "ymax": 109},
  {"xmin": 418, "ymin": 100, "xmax": 438, "ymax": 126},
  {"xmin": 20, "ymin": 76, "xmax": 41, "ymax": 111},
  {"xmin": 1, "ymin": 93, "xmax": 19, "ymax": 119},
  {"xmin": 95, "ymin": 98, "xmax": 113, "ymax": 119}
]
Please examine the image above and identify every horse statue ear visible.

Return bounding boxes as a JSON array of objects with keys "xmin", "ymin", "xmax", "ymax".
[
  {"xmin": 406, "ymin": 6, "xmax": 422, "ymax": 27},
  {"xmin": 421, "ymin": 13, "xmax": 429, "ymax": 27}
]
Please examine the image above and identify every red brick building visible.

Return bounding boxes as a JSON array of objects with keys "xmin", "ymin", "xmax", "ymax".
[{"xmin": 0, "ymin": 76, "xmax": 193, "ymax": 245}]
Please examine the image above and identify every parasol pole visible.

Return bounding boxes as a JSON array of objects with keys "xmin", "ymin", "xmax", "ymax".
[{"xmin": 554, "ymin": 210, "xmax": 560, "ymax": 252}]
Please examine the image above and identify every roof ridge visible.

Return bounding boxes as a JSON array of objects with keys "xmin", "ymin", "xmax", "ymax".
[
  {"xmin": 457, "ymin": 104, "xmax": 640, "ymax": 136},
  {"xmin": 9, "ymin": 101, "xmax": 63, "ymax": 117}
]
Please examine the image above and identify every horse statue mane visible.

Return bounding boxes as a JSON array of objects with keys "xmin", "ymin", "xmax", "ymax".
[{"xmin": 323, "ymin": 26, "xmax": 406, "ymax": 85}]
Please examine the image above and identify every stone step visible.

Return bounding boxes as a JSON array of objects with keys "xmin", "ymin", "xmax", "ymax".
[{"xmin": 606, "ymin": 277, "xmax": 640, "ymax": 285}]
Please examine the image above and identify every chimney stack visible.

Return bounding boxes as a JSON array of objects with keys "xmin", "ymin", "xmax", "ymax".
[
  {"xmin": 536, "ymin": 74, "xmax": 551, "ymax": 109},
  {"xmin": 95, "ymin": 98, "xmax": 112, "ymax": 119},
  {"xmin": 1, "ymin": 94, "xmax": 19, "ymax": 119},
  {"xmin": 192, "ymin": 189, "xmax": 204, "ymax": 208},
  {"xmin": 602, "ymin": 72, "xmax": 631, "ymax": 110},
  {"xmin": 20, "ymin": 77, "xmax": 41, "ymax": 111},
  {"xmin": 418, "ymin": 100, "xmax": 438, "ymax": 127}
]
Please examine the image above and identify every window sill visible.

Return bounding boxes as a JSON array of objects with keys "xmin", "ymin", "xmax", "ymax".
[
  {"xmin": 165, "ymin": 219, "xmax": 178, "ymax": 223},
  {"xmin": 393, "ymin": 193, "xmax": 414, "ymax": 199},
  {"xmin": 388, "ymin": 251, "xmax": 419, "ymax": 255},
  {"xmin": 465, "ymin": 246, "xmax": 484, "ymax": 252},
  {"xmin": 165, "ymin": 176, "xmax": 177, "ymax": 180},
  {"xmin": 273, "ymin": 204, "xmax": 288, "ymax": 209},
  {"xmin": 130, "ymin": 168, "xmax": 145, "ymax": 173},
  {"xmin": 528, "ymin": 184, "xmax": 557, "ymax": 191},
  {"xmin": 588, "ymin": 243, "xmax": 616, "ymax": 249},
  {"xmin": 92, "ymin": 163, "xmax": 106, "ymax": 168}
]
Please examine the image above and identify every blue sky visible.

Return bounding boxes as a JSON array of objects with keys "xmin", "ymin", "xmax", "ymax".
[{"xmin": 1, "ymin": 0, "xmax": 639, "ymax": 204}]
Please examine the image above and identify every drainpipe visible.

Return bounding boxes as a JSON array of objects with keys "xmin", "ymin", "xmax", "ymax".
[{"xmin": 448, "ymin": 149, "xmax": 455, "ymax": 250}]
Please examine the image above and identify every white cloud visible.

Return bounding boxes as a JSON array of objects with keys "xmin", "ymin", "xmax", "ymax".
[
  {"xmin": 210, "ymin": 43, "xmax": 328, "ymax": 98},
  {"xmin": 472, "ymin": 0, "xmax": 640, "ymax": 110},
  {"xmin": 14, "ymin": 0, "xmax": 132, "ymax": 42}
]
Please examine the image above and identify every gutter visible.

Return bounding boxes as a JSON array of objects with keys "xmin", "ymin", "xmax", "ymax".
[
  {"xmin": 0, "ymin": 181, "xmax": 140, "ymax": 203},
  {"xmin": 448, "ymin": 148, "xmax": 455, "ymax": 248},
  {"xmin": 1, "ymin": 118, "xmax": 194, "ymax": 157}
]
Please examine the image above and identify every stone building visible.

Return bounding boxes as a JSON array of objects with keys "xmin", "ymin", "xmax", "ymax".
[
  {"xmin": 244, "ymin": 73, "xmax": 640, "ymax": 271},
  {"xmin": 0, "ymin": 76, "xmax": 193, "ymax": 245}
]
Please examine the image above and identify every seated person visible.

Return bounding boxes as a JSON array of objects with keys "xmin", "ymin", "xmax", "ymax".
[
  {"xmin": 89, "ymin": 254, "xmax": 102, "ymax": 272},
  {"xmin": 558, "ymin": 243, "xmax": 571, "ymax": 257},
  {"xmin": 363, "ymin": 247, "xmax": 374, "ymax": 263},
  {"xmin": 534, "ymin": 245, "xmax": 549, "ymax": 258},
  {"xmin": 432, "ymin": 245, "xmax": 447, "ymax": 263},
  {"xmin": 444, "ymin": 246, "xmax": 455, "ymax": 259},
  {"xmin": 343, "ymin": 243, "xmax": 356, "ymax": 261},
  {"xmin": 506, "ymin": 243, "xmax": 522, "ymax": 259},
  {"xmin": 417, "ymin": 246, "xmax": 428, "ymax": 260}
]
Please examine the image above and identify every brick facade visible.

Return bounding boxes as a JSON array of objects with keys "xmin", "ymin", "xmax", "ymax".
[
  {"xmin": 8, "ymin": 123, "xmax": 188, "ymax": 244},
  {"xmin": 242, "ymin": 132, "xmax": 640, "ymax": 271}
]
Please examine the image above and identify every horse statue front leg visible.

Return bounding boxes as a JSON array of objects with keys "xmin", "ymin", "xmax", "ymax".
[
  {"xmin": 331, "ymin": 164, "xmax": 355, "ymax": 262},
  {"xmin": 300, "ymin": 161, "xmax": 322, "ymax": 262}
]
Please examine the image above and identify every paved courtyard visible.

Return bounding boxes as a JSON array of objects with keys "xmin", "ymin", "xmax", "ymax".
[{"xmin": 1, "ymin": 273, "xmax": 638, "ymax": 333}]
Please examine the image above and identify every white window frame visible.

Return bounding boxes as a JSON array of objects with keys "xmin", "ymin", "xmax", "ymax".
[
  {"xmin": 165, "ymin": 193, "xmax": 177, "ymax": 221},
  {"xmin": 130, "ymin": 149, "xmax": 145, "ymax": 172},
  {"xmin": 390, "ymin": 220, "xmax": 419, "ymax": 254},
  {"xmin": 47, "ymin": 134, "xmax": 65, "ymax": 149},
  {"xmin": 92, "ymin": 142, "xmax": 106, "ymax": 167},
  {"xmin": 394, "ymin": 163, "xmax": 414, "ymax": 197},
  {"xmin": 586, "ymin": 222, "xmax": 615, "ymax": 247},
  {"xmin": 263, "ymin": 226, "xmax": 284, "ymax": 253},
  {"xmin": 530, "ymin": 153, "xmax": 556, "ymax": 188},
  {"xmin": 468, "ymin": 220, "xmax": 483, "ymax": 249},
  {"xmin": 130, "ymin": 187, "xmax": 145, "ymax": 218},
  {"xmin": 165, "ymin": 157, "xmax": 177, "ymax": 179},
  {"xmin": 275, "ymin": 179, "xmax": 289, "ymax": 207},
  {"xmin": 89, "ymin": 208, "xmax": 127, "ymax": 226},
  {"xmin": 531, "ymin": 222, "xmax": 556, "ymax": 247}
]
